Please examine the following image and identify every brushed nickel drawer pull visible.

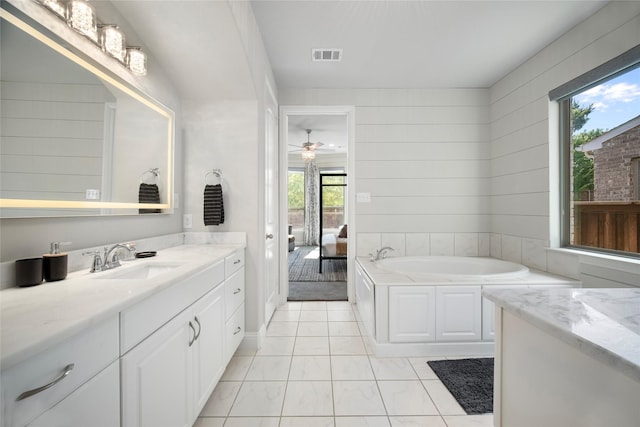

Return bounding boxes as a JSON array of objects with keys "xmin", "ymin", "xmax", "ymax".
[
  {"xmin": 16, "ymin": 364, "xmax": 75, "ymax": 401},
  {"xmin": 233, "ymin": 259, "xmax": 241, "ymax": 265},
  {"xmin": 233, "ymin": 326, "xmax": 242, "ymax": 335},
  {"xmin": 233, "ymin": 288, "xmax": 241, "ymax": 294},
  {"xmin": 188, "ymin": 321, "xmax": 196, "ymax": 347},
  {"xmin": 194, "ymin": 316, "xmax": 201, "ymax": 341}
]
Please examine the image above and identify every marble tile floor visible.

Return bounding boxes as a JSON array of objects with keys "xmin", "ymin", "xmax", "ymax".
[{"xmin": 194, "ymin": 301, "xmax": 493, "ymax": 427}]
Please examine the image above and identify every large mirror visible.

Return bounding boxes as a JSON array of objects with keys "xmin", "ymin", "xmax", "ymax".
[{"xmin": 0, "ymin": 6, "xmax": 174, "ymax": 217}]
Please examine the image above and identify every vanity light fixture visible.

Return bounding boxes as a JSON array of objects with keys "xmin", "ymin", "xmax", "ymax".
[
  {"xmin": 67, "ymin": 0, "xmax": 98, "ymax": 43},
  {"xmin": 99, "ymin": 24, "xmax": 126, "ymax": 63},
  {"xmin": 39, "ymin": 0, "xmax": 66, "ymax": 19},
  {"xmin": 126, "ymin": 47, "xmax": 147, "ymax": 76}
]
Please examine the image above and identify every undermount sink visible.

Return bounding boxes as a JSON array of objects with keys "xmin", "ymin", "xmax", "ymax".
[{"xmin": 94, "ymin": 263, "xmax": 183, "ymax": 280}]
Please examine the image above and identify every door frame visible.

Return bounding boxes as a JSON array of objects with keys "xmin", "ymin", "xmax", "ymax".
[{"xmin": 278, "ymin": 105, "xmax": 356, "ymax": 304}]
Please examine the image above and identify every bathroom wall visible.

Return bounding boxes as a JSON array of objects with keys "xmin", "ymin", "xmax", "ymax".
[
  {"xmin": 488, "ymin": 0, "xmax": 640, "ymax": 285},
  {"xmin": 181, "ymin": 0, "xmax": 278, "ymax": 343},
  {"xmin": 279, "ymin": 88, "xmax": 491, "ymax": 259},
  {"xmin": 0, "ymin": 1, "xmax": 184, "ymax": 263},
  {"xmin": 279, "ymin": 2, "xmax": 640, "ymax": 287}
]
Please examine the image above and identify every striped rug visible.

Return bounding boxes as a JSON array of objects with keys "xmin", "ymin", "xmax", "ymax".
[{"xmin": 288, "ymin": 246, "xmax": 347, "ymax": 282}]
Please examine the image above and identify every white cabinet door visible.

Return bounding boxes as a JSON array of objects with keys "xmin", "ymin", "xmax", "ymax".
[
  {"xmin": 436, "ymin": 286, "xmax": 482, "ymax": 342},
  {"xmin": 355, "ymin": 265, "xmax": 375, "ymax": 338},
  {"xmin": 27, "ymin": 361, "xmax": 120, "ymax": 427},
  {"xmin": 192, "ymin": 285, "xmax": 225, "ymax": 415},
  {"xmin": 121, "ymin": 309, "xmax": 193, "ymax": 427},
  {"xmin": 389, "ymin": 286, "xmax": 436, "ymax": 342}
]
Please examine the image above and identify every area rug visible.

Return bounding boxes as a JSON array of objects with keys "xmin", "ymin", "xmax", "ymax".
[
  {"xmin": 288, "ymin": 281, "xmax": 347, "ymax": 301},
  {"xmin": 427, "ymin": 357, "xmax": 494, "ymax": 415},
  {"xmin": 288, "ymin": 246, "xmax": 347, "ymax": 282}
]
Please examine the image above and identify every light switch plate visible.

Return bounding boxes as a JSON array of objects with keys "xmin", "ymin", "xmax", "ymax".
[{"xmin": 183, "ymin": 214, "xmax": 193, "ymax": 229}]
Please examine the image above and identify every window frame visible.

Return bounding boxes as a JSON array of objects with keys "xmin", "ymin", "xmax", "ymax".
[{"xmin": 552, "ymin": 45, "xmax": 640, "ymax": 258}]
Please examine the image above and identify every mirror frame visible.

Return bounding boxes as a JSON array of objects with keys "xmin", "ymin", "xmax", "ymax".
[{"xmin": 0, "ymin": 6, "xmax": 175, "ymax": 215}]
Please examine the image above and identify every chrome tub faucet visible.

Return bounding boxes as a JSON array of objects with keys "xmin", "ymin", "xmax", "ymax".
[{"xmin": 369, "ymin": 246, "xmax": 395, "ymax": 261}]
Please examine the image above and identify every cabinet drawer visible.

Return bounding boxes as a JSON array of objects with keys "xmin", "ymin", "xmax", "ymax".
[
  {"xmin": 1, "ymin": 316, "xmax": 119, "ymax": 427},
  {"xmin": 225, "ymin": 250, "xmax": 244, "ymax": 277},
  {"xmin": 120, "ymin": 260, "xmax": 224, "ymax": 354},
  {"xmin": 225, "ymin": 303, "xmax": 245, "ymax": 362},
  {"xmin": 27, "ymin": 361, "xmax": 120, "ymax": 427},
  {"xmin": 224, "ymin": 268, "xmax": 245, "ymax": 319}
]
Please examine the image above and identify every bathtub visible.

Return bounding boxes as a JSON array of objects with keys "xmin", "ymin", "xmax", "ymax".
[
  {"xmin": 355, "ymin": 256, "xmax": 580, "ymax": 357},
  {"xmin": 375, "ymin": 256, "xmax": 529, "ymax": 281}
]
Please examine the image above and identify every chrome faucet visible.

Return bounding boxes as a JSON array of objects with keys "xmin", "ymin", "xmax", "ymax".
[
  {"xmin": 103, "ymin": 243, "xmax": 137, "ymax": 270},
  {"xmin": 369, "ymin": 246, "xmax": 395, "ymax": 261},
  {"xmin": 83, "ymin": 242, "xmax": 136, "ymax": 273}
]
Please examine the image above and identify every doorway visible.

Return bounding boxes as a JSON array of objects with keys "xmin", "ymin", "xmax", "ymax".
[{"xmin": 279, "ymin": 106, "xmax": 355, "ymax": 303}]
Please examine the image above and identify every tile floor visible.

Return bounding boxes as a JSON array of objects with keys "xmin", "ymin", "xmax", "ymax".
[{"xmin": 194, "ymin": 301, "xmax": 494, "ymax": 427}]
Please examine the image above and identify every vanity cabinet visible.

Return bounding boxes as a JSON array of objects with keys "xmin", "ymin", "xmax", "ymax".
[
  {"xmin": 224, "ymin": 250, "xmax": 245, "ymax": 364},
  {"xmin": 1, "ymin": 316, "xmax": 119, "ymax": 427},
  {"xmin": 121, "ymin": 249, "xmax": 244, "ymax": 427},
  {"xmin": 121, "ymin": 286, "xmax": 225, "ymax": 427}
]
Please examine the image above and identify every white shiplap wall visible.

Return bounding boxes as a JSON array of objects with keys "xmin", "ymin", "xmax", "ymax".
[
  {"xmin": 489, "ymin": 1, "xmax": 640, "ymax": 278},
  {"xmin": 279, "ymin": 88, "xmax": 490, "ymax": 258}
]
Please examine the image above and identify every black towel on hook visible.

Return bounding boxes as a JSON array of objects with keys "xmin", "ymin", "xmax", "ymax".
[
  {"xmin": 204, "ymin": 184, "xmax": 224, "ymax": 226},
  {"xmin": 139, "ymin": 183, "xmax": 161, "ymax": 214}
]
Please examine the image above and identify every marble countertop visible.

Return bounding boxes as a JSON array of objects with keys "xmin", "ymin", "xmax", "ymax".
[
  {"xmin": 483, "ymin": 287, "xmax": 640, "ymax": 382},
  {"xmin": 1, "ymin": 243, "xmax": 244, "ymax": 370}
]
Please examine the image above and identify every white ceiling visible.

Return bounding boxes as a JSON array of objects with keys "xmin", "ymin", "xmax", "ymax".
[
  {"xmin": 251, "ymin": 0, "xmax": 609, "ymax": 89},
  {"xmin": 287, "ymin": 115, "xmax": 348, "ymax": 155}
]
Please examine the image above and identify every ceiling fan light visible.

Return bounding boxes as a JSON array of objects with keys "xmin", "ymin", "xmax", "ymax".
[{"xmin": 301, "ymin": 147, "xmax": 315, "ymax": 161}]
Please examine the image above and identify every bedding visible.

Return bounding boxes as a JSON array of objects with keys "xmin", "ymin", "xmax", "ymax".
[{"xmin": 321, "ymin": 232, "xmax": 347, "ymax": 257}]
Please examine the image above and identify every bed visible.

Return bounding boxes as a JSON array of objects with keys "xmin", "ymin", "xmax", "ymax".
[{"xmin": 319, "ymin": 224, "xmax": 347, "ymax": 273}]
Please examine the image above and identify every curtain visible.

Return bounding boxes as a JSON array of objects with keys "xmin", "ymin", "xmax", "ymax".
[{"xmin": 303, "ymin": 160, "xmax": 319, "ymax": 246}]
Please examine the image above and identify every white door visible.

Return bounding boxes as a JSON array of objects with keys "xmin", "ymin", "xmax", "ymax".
[{"xmin": 264, "ymin": 85, "xmax": 279, "ymax": 324}]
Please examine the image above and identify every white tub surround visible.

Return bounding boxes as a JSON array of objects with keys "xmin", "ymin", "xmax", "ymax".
[
  {"xmin": 1, "ymin": 240, "xmax": 245, "ymax": 427},
  {"xmin": 355, "ymin": 257, "xmax": 579, "ymax": 357},
  {"xmin": 484, "ymin": 288, "xmax": 640, "ymax": 427}
]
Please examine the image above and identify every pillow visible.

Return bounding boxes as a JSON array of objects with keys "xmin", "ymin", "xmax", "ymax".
[{"xmin": 338, "ymin": 224, "xmax": 348, "ymax": 238}]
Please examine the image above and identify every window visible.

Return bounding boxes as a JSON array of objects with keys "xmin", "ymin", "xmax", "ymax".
[
  {"xmin": 554, "ymin": 53, "xmax": 640, "ymax": 256},
  {"xmin": 287, "ymin": 168, "xmax": 305, "ymax": 229}
]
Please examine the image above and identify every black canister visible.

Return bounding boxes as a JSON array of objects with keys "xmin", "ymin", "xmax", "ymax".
[{"xmin": 15, "ymin": 257, "xmax": 43, "ymax": 287}]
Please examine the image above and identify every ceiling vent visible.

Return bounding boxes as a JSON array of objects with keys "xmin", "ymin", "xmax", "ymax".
[{"xmin": 312, "ymin": 49, "xmax": 342, "ymax": 62}]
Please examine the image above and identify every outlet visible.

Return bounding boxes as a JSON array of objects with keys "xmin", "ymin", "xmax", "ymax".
[
  {"xmin": 85, "ymin": 189, "xmax": 100, "ymax": 200},
  {"xmin": 183, "ymin": 214, "xmax": 193, "ymax": 229},
  {"xmin": 356, "ymin": 192, "xmax": 371, "ymax": 203}
]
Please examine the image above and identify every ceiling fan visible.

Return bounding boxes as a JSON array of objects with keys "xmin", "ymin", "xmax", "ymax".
[{"xmin": 290, "ymin": 129, "xmax": 324, "ymax": 161}]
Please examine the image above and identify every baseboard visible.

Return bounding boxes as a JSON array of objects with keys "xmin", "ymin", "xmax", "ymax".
[
  {"xmin": 372, "ymin": 339, "xmax": 495, "ymax": 358},
  {"xmin": 239, "ymin": 324, "xmax": 268, "ymax": 353}
]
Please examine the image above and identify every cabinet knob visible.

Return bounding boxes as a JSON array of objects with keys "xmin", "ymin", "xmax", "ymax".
[
  {"xmin": 16, "ymin": 364, "xmax": 75, "ymax": 401},
  {"xmin": 266, "ymin": 233, "xmax": 274, "ymax": 240},
  {"xmin": 233, "ymin": 288, "xmax": 241, "ymax": 295},
  {"xmin": 233, "ymin": 326, "xmax": 242, "ymax": 335},
  {"xmin": 233, "ymin": 260, "xmax": 241, "ymax": 265}
]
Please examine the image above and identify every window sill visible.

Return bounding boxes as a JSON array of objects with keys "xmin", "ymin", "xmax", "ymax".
[{"xmin": 547, "ymin": 247, "xmax": 640, "ymax": 275}]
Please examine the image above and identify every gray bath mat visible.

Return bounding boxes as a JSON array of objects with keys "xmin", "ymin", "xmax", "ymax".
[{"xmin": 427, "ymin": 357, "xmax": 494, "ymax": 414}]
